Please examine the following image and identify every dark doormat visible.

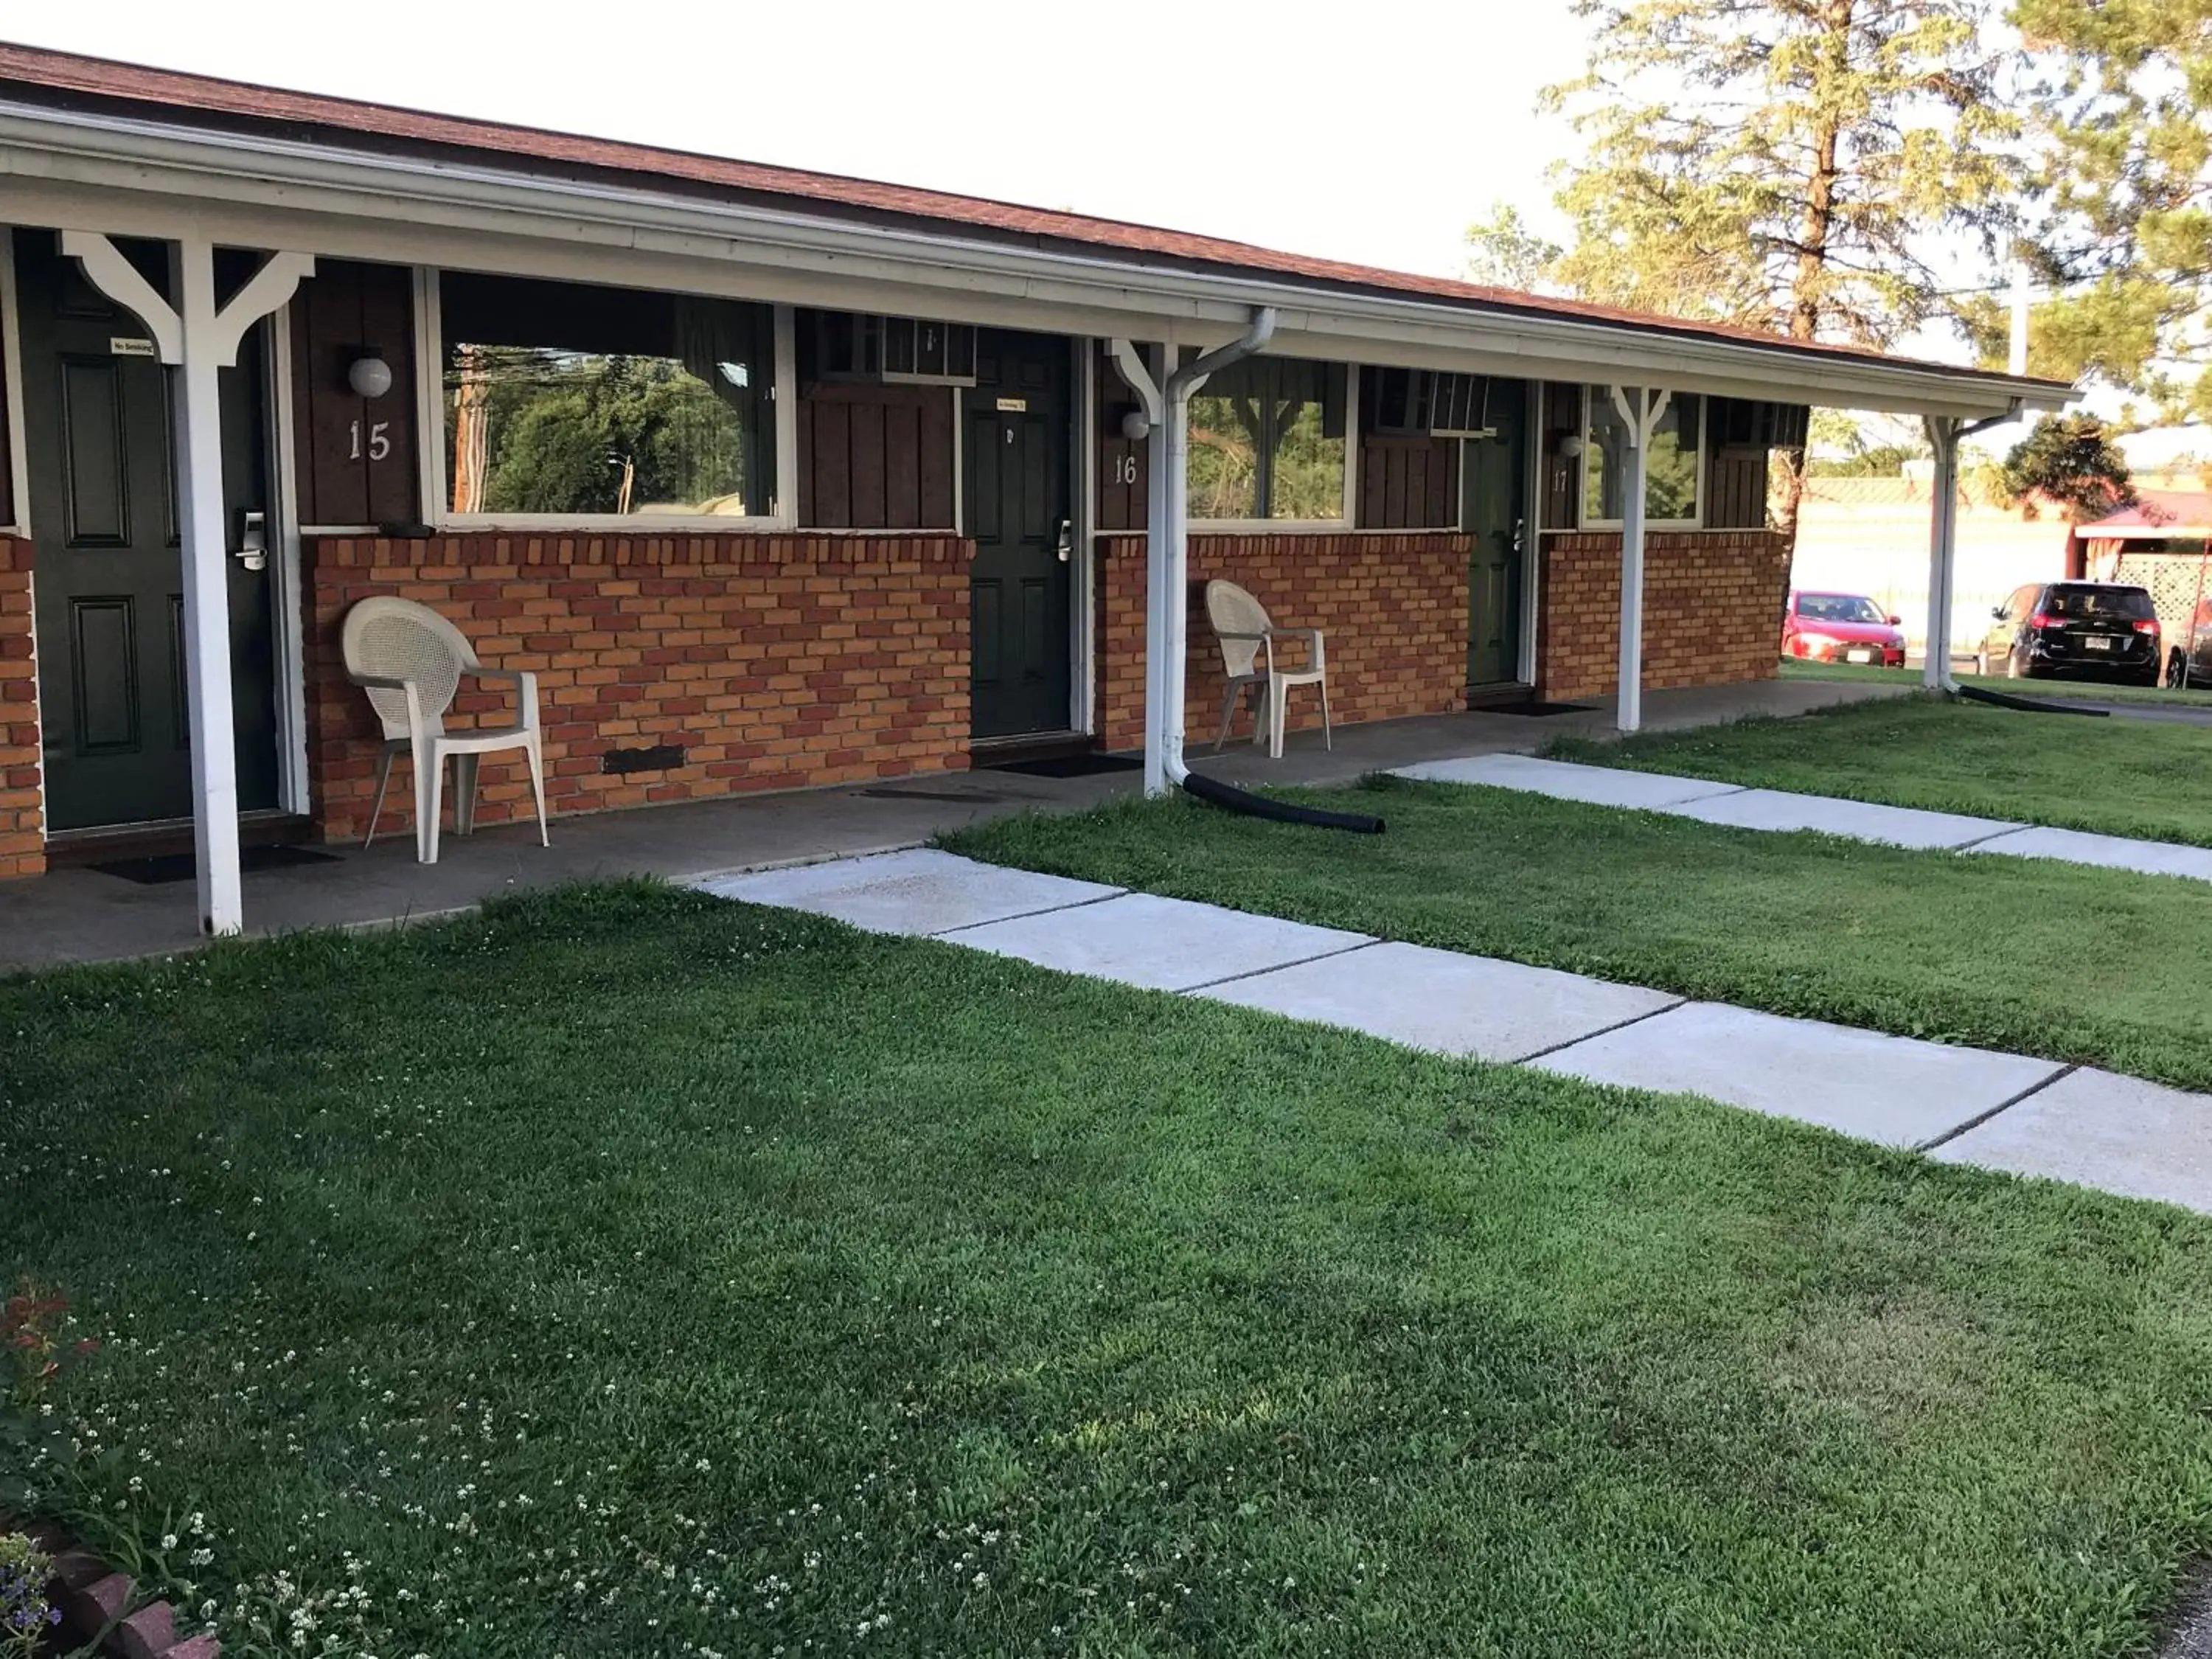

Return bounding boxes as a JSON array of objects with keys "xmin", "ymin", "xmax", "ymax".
[
  {"xmin": 90, "ymin": 844, "xmax": 342, "ymax": 886},
  {"xmin": 990, "ymin": 753, "xmax": 1144, "ymax": 779},
  {"xmin": 1486, "ymin": 700, "xmax": 1594, "ymax": 717}
]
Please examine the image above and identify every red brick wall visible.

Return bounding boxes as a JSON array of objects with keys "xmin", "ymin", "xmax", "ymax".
[
  {"xmin": 1097, "ymin": 532, "xmax": 1471, "ymax": 749},
  {"xmin": 305, "ymin": 532, "xmax": 971, "ymax": 841},
  {"xmin": 1535, "ymin": 529, "xmax": 1791, "ymax": 702},
  {"xmin": 0, "ymin": 537, "xmax": 39, "ymax": 878}
]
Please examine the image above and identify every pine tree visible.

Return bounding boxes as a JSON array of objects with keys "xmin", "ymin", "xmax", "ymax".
[
  {"xmin": 2010, "ymin": 0, "xmax": 2212, "ymax": 420},
  {"xmin": 1469, "ymin": 1, "xmax": 2022, "ymax": 530}
]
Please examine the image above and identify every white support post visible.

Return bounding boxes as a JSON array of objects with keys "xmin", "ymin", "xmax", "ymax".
[
  {"xmin": 1923, "ymin": 414, "xmax": 1962, "ymax": 692},
  {"xmin": 172, "ymin": 240, "xmax": 243, "ymax": 936},
  {"xmin": 1610, "ymin": 386, "xmax": 1669, "ymax": 734},
  {"xmin": 62, "ymin": 233, "xmax": 312, "ymax": 936}
]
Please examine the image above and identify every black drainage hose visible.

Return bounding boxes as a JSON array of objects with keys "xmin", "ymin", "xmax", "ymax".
[
  {"xmin": 1955, "ymin": 683, "xmax": 2110, "ymax": 717},
  {"xmin": 1178, "ymin": 768, "xmax": 1385, "ymax": 834}
]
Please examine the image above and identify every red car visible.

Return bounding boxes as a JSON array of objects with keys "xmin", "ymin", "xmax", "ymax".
[{"xmin": 1782, "ymin": 590, "xmax": 1907, "ymax": 667}]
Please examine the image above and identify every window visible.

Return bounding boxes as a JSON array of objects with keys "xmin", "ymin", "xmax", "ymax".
[
  {"xmin": 439, "ymin": 272, "xmax": 777, "ymax": 520},
  {"xmin": 1582, "ymin": 387, "xmax": 1703, "ymax": 526},
  {"xmin": 1187, "ymin": 358, "xmax": 1348, "ymax": 521},
  {"xmin": 1796, "ymin": 594, "xmax": 1889, "ymax": 625}
]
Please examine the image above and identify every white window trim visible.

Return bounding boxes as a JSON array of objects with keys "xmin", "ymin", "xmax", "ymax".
[
  {"xmin": 418, "ymin": 266, "xmax": 799, "ymax": 533},
  {"xmin": 1577, "ymin": 384, "xmax": 1705, "ymax": 531},
  {"xmin": 1186, "ymin": 359, "xmax": 1357, "ymax": 533}
]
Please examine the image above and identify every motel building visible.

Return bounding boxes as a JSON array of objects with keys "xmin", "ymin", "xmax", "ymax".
[{"xmin": 0, "ymin": 44, "xmax": 2072, "ymax": 934}]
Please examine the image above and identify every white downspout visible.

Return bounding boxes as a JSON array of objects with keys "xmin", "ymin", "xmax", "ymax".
[{"xmin": 1115, "ymin": 307, "xmax": 1277, "ymax": 792}]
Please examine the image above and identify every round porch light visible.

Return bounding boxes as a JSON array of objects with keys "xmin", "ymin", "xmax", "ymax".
[
  {"xmin": 1558, "ymin": 433, "xmax": 1585, "ymax": 459},
  {"xmin": 347, "ymin": 353, "xmax": 394, "ymax": 400},
  {"xmin": 1119, "ymin": 409, "xmax": 1152, "ymax": 442}
]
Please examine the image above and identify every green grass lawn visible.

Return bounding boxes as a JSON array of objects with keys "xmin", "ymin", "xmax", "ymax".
[
  {"xmin": 1551, "ymin": 691, "xmax": 2212, "ymax": 847},
  {"xmin": 1779, "ymin": 655, "xmax": 2212, "ymax": 709},
  {"xmin": 10, "ymin": 883, "xmax": 2212, "ymax": 1659},
  {"xmin": 947, "ymin": 782, "xmax": 2212, "ymax": 1093}
]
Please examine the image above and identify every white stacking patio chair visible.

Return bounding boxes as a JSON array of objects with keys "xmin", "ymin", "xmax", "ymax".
[
  {"xmin": 340, "ymin": 597, "xmax": 549, "ymax": 865},
  {"xmin": 1204, "ymin": 579, "xmax": 1332, "ymax": 760}
]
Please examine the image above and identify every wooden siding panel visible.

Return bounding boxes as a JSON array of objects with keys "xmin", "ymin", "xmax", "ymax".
[
  {"xmin": 1540, "ymin": 382, "xmax": 1582, "ymax": 530},
  {"xmin": 795, "ymin": 382, "xmax": 955, "ymax": 529},
  {"xmin": 1094, "ymin": 344, "xmax": 1150, "ymax": 533},
  {"xmin": 1357, "ymin": 436, "xmax": 1458, "ymax": 529},
  {"xmin": 290, "ymin": 260, "xmax": 419, "ymax": 527}
]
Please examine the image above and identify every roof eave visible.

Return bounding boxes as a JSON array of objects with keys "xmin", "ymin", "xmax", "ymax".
[{"xmin": 0, "ymin": 92, "xmax": 2076, "ymax": 421}]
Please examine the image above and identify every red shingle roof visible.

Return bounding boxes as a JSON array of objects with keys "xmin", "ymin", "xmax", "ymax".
[{"xmin": 0, "ymin": 40, "xmax": 2067, "ymax": 389}]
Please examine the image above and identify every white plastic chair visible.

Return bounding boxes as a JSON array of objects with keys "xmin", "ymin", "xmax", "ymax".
[
  {"xmin": 340, "ymin": 597, "xmax": 549, "ymax": 864},
  {"xmin": 1204, "ymin": 579, "xmax": 1331, "ymax": 759}
]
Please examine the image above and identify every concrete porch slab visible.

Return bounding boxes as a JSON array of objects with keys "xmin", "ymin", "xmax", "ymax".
[
  {"xmin": 693, "ymin": 849, "xmax": 1121, "ymax": 936},
  {"xmin": 947, "ymin": 892, "xmax": 1374, "ymax": 994},
  {"xmin": 1666, "ymin": 787, "xmax": 2017, "ymax": 849},
  {"xmin": 1196, "ymin": 939, "xmax": 1682, "ymax": 1062},
  {"xmin": 1931, "ymin": 1068, "xmax": 2212, "ymax": 1213},
  {"xmin": 1531, "ymin": 1001, "xmax": 2064, "ymax": 1147},
  {"xmin": 1966, "ymin": 825, "xmax": 2212, "ymax": 883},
  {"xmin": 1391, "ymin": 753, "xmax": 1746, "ymax": 810}
]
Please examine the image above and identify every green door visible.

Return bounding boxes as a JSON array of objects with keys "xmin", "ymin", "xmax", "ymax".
[
  {"xmin": 18, "ymin": 232, "xmax": 282, "ymax": 832},
  {"xmin": 965, "ymin": 330, "xmax": 1072, "ymax": 740},
  {"xmin": 1464, "ymin": 381, "xmax": 1531, "ymax": 689}
]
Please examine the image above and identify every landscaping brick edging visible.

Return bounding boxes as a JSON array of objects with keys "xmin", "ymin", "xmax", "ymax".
[{"xmin": 1, "ymin": 1513, "xmax": 219, "ymax": 1658}]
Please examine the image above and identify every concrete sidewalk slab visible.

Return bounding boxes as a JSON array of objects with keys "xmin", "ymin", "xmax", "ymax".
[
  {"xmin": 1197, "ymin": 939, "xmax": 1681, "ymax": 1062},
  {"xmin": 1967, "ymin": 825, "xmax": 2212, "ymax": 883},
  {"xmin": 1666, "ymin": 787, "xmax": 2017, "ymax": 850},
  {"xmin": 947, "ymin": 892, "xmax": 1373, "ymax": 993},
  {"xmin": 1532, "ymin": 1001, "xmax": 2064, "ymax": 1147},
  {"xmin": 1931, "ymin": 1068, "xmax": 2212, "ymax": 1213},
  {"xmin": 694, "ymin": 849, "xmax": 1121, "ymax": 936},
  {"xmin": 1392, "ymin": 753, "xmax": 1745, "ymax": 810}
]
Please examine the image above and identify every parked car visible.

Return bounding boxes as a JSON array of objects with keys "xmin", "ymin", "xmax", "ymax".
[
  {"xmin": 1781, "ymin": 591, "xmax": 1907, "ymax": 667},
  {"xmin": 2165, "ymin": 599, "xmax": 2212, "ymax": 687},
  {"xmin": 1974, "ymin": 581, "xmax": 2163, "ymax": 686}
]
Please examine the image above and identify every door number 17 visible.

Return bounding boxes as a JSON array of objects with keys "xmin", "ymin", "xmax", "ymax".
[{"xmin": 349, "ymin": 420, "xmax": 392, "ymax": 462}]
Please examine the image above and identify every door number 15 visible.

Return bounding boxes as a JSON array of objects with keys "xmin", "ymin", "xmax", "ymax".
[{"xmin": 349, "ymin": 420, "xmax": 392, "ymax": 462}]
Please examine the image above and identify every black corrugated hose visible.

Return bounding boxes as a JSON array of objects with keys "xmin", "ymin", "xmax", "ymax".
[
  {"xmin": 1178, "ymin": 768, "xmax": 1385, "ymax": 834},
  {"xmin": 1954, "ymin": 683, "xmax": 2110, "ymax": 717}
]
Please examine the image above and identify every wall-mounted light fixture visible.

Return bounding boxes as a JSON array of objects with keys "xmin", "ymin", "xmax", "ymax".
[
  {"xmin": 1119, "ymin": 408, "xmax": 1152, "ymax": 442},
  {"xmin": 347, "ymin": 349, "xmax": 394, "ymax": 400},
  {"xmin": 1558, "ymin": 432, "xmax": 1585, "ymax": 459}
]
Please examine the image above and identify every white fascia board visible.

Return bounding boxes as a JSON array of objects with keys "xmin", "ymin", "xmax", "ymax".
[{"xmin": 0, "ymin": 98, "xmax": 2073, "ymax": 420}]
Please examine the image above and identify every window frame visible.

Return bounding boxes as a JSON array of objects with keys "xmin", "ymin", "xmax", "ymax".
[
  {"xmin": 420, "ymin": 267, "xmax": 799, "ymax": 532},
  {"xmin": 1577, "ymin": 386, "xmax": 1706, "ymax": 531},
  {"xmin": 1184, "ymin": 358, "xmax": 1358, "ymax": 532}
]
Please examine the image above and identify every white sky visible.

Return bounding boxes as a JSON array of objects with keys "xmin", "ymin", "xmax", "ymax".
[{"xmin": 9, "ymin": 0, "xmax": 1587, "ymax": 282}]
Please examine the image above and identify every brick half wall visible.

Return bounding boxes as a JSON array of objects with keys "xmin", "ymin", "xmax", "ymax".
[
  {"xmin": 1097, "ymin": 532, "xmax": 1471, "ymax": 750},
  {"xmin": 1536, "ymin": 529, "xmax": 1791, "ymax": 703},
  {"xmin": 0, "ymin": 536, "xmax": 38, "ymax": 878},
  {"xmin": 306, "ymin": 533, "xmax": 971, "ymax": 842}
]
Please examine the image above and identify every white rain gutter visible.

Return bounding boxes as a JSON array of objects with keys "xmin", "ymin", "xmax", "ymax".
[
  {"xmin": 1113, "ymin": 307, "xmax": 1277, "ymax": 793},
  {"xmin": 0, "ymin": 97, "xmax": 2075, "ymax": 421}
]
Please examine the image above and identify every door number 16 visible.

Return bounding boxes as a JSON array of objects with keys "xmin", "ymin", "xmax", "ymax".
[{"xmin": 349, "ymin": 420, "xmax": 392, "ymax": 462}]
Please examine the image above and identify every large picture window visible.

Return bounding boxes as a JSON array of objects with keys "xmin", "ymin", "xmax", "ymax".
[
  {"xmin": 1583, "ymin": 387, "xmax": 1703, "ymax": 526},
  {"xmin": 1187, "ymin": 358, "xmax": 1348, "ymax": 521},
  {"xmin": 439, "ymin": 272, "xmax": 777, "ymax": 520}
]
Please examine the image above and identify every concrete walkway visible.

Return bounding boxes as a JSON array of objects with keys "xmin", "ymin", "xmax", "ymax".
[
  {"xmin": 0, "ymin": 678, "xmax": 1910, "ymax": 973},
  {"xmin": 698, "ymin": 848, "xmax": 2212, "ymax": 1217},
  {"xmin": 1394, "ymin": 753, "xmax": 2212, "ymax": 883}
]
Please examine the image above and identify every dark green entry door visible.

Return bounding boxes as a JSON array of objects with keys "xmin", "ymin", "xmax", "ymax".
[
  {"xmin": 1464, "ymin": 380, "xmax": 1531, "ymax": 689},
  {"xmin": 17, "ymin": 232, "xmax": 281, "ymax": 832},
  {"xmin": 965, "ymin": 330, "xmax": 1071, "ymax": 740}
]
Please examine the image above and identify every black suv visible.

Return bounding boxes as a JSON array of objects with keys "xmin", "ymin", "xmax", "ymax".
[{"xmin": 1973, "ymin": 581, "xmax": 2163, "ymax": 686}]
